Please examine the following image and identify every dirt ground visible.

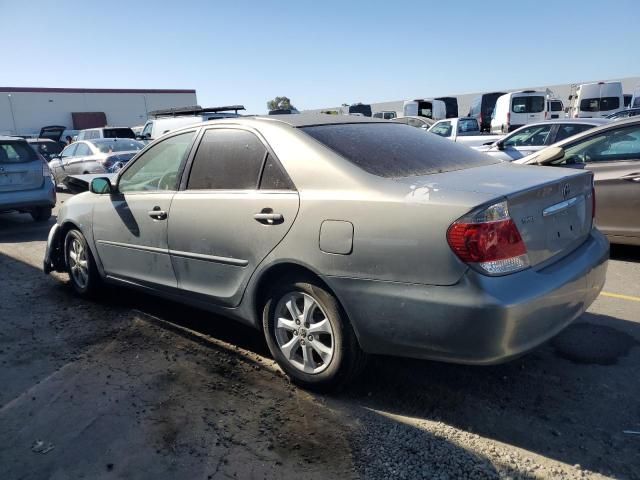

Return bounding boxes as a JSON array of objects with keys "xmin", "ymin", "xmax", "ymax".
[{"xmin": 1, "ymin": 196, "xmax": 639, "ymax": 479}]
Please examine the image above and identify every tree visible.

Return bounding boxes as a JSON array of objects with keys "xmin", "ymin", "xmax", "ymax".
[{"xmin": 267, "ymin": 96, "xmax": 296, "ymax": 111}]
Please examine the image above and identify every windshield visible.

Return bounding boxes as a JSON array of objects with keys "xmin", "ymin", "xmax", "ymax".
[
  {"xmin": 91, "ymin": 139, "xmax": 145, "ymax": 153},
  {"xmin": 302, "ymin": 123, "xmax": 498, "ymax": 178}
]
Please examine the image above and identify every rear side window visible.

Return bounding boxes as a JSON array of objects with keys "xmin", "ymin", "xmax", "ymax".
[
  {"xmin": 104, "ymin": 128, "xmax": 136, "ymax": 139},
  {"xmin": 301, "ymin": 123, "xmax": 498, "ymax": 178},
  {"xmin": 259, "ymin": 153, "xmax": 294, "ymax": 190},
  {"xmin": 187, "ymin": 129, "xmax": 267, "ymax": 190},
  {"xmin": 0, "ymin": 141, "xmax": 38, "ymax": 163},
  {"xmin": 512, "ymin": 96, "xmax": 545, "ymax": 113},
  {"xmin": 554, "ymin": 124, "xmax": 594, "ymax": 143},
  {"xmin": 581, "ymin": 97, "xmax": 620, "ymax": 112}
]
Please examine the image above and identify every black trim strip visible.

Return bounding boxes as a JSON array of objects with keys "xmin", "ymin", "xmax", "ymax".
[{"xmin": 97, "ymin": 240, "xmax": 167, "ymax": 254}]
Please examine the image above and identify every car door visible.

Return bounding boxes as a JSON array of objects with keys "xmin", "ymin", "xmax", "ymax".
[
  {"xmin": 66, "ymin": 142, "xmax": 92, "ymax": 175},
  {"xmin": 168, "ymin": 127, "xmax": 300, "ymax": 307},
  {"xmin": 91, "ymin": 129, "xmax": 198, "ymax": 288},
  {"xmin": 561, "ymin": 124, "xmax": 640, "ymax": 239},
  {"xmin": 53, "ymin": 143, "xmax": 77, "ymax": 183}
]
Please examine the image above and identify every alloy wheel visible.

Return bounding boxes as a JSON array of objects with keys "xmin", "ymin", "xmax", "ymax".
[{"xmin": 274, "ymin": 292, "xmax": 335, "ymax": 374}]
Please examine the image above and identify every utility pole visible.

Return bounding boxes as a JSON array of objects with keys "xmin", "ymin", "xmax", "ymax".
[{"xmin": 7, "ymin": 94, "xmax": 17, "ymax": 135}]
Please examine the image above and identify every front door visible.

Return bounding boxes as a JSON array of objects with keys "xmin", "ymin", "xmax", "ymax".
[
  {"xmin": 561, "ymin": 123, "xmax": 640, "ymax": 240},
  {"xmin": 168, "ymin": 127, "xmax": 299, "ymax": 307},
  {"xmin": 92, "ymin": 130, "xmax": 197, "ymax": 288}
]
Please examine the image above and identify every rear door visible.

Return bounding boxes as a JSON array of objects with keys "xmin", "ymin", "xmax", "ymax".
[
  {"xmin": 0, "ymin": 140, "xmax": 43, "ymax": 193},
  {"xmin": 168, "ymin": 127, "xmax": 299, "ymax": 307},
  {"xmin": 65, "ymin": 142, "xmax": 92, "ymax": 175}
]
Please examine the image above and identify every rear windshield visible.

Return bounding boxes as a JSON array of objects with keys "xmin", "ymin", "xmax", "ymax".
[
  {"xmin": 580, "ymin": 97, "xmax": 620, "ymax": 112},
  {"xmin": 91, "ymin": 139, "xmax": 145, "ymax": 153},
  {"xmin": 512, "ymin": 96, "xmax": 545, "ymax": 113},
  {"xmin": 301, "ymin": 123, "xmax": 498, "ymax": 178},
  {"xmin": 0, "ymin": 141, "xmax": 39, "ymax": 163},
  {"xmin": 103, "ymin": 128, "xmax": 136, "ymax": 139}
]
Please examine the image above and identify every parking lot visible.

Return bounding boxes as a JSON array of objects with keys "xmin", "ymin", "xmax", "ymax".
[{"xmin": 0, "ymin": 193, "xmax": 637, "ymax": 480}]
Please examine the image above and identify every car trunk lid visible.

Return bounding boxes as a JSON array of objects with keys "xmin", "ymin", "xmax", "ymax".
[{"xmin": 394, "ymin": 162, "xmax": 594, "ymax": 268}]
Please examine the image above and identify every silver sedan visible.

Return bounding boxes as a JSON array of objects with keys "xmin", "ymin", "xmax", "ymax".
[
  {"xmin": 44, "ymin": 115, "xmax": 608, "ymax": 390},
  {"xmin": 49, "ymin": 139, "xmax": 145, "ymax": 188}
]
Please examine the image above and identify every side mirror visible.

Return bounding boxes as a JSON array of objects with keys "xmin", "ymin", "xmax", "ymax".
[
  {"xmin": 496, "ymin": 140, "xmax": 505, "ymax": 151},
  {"xmin": 532, "ymin": 146, "xmax": 565, "ymax": 165},
  {"xmin": 90, "ymin": 177, "xmax": 113, "ymax": 195}
]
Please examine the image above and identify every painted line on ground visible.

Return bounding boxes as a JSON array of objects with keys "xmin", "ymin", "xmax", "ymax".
[{"xmin": 600, "ymin": 291, "xmax": 640, "ymax": 303}]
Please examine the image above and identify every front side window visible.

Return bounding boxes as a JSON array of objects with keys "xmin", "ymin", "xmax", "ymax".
[
  {"xmin": 503, "ymin": 125, "xmax": 552, "ymax": 147},
  {"xmin": 61, "ymin": 144, "xmax": 78, "ymax": 158},
  {"xmin": 302, "ymin": 123, "xmax": 498, "ymax": 178},
  {"xmin": 187, "ymin": 129, "xmax": 267, "ymax": 190},
  {"xmin": 553, "ymin": 125, "xmax": 640, "ymax": 165},
  {"xmin": 512, "ymin": 96, "xmax": 545, "ymax": 113},
  {"xmin": 119, "ymin": 131, "xmax": 195, "ymax": 192},
  {"xmin": 430, "ymin": 121, "xmax": 452, "ymax": 137},
  {"xmin": 550, "ymin": 101, "xmax": 563, "ymax": 112},
  {"xmin": 141, "ymin": 122, "xmax": 153, "ymax": 138},
  {"xmin": 75, "ymin": 143, "xmax": 92, "ymax": 156},
  {"xmin": 0, "ymin": 141, "xmax": 38, "ymax": 164}
]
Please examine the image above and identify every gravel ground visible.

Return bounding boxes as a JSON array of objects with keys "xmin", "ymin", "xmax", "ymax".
[{"xmin": 1, "ymin": 196, "xmax": 639, "ymax": 479}]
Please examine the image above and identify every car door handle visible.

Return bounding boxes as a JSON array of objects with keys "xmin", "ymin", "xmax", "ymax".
[
  {"xmin": 148, "ymin": 208, "xmax": 167, "ymax": 220},
  {"xmin": 254, "ymin": 212, "xmax": 284, "ymax": 225}
]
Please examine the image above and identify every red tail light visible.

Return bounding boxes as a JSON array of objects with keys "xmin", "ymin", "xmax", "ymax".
[{"xmin": 447, "ymin": 201, "xmax": 529, "ymax": 275}]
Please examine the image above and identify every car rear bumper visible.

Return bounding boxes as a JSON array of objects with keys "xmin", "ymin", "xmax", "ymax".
[
  {"xmin": 0, "ymin": 179, "xmax": 56, "ymax": 212},
  {"xmin": 324, "ymin": 228, "xmax": 609, "ymax": 365}
]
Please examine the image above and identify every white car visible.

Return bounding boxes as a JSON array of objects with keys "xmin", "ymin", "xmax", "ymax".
[
  {"xmin": 490, "ymin": 91, "xmax": 547, "ymax": 134},
  {"xmin": 477, "ymin": 119, "xmax": 609, "ymax": 162}
]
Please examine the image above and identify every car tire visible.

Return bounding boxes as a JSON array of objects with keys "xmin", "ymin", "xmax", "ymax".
[
  {"xmin": 31, "ymin": 207, "xmax": 52, "ymax": 222},
  {"xmin": 262, "ymin": 277, "xmax": 367, "ymax": 392},
  {"xmin": 64, "ymin": 229, "xmax": 101, "ymax": 297}
]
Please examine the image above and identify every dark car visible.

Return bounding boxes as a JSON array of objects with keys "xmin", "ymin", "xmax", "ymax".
[
  {"xmin": 348, "ymin": 103, "xmax": 372, "ymax": 117},
  {"xmin": 27, "ymin": 138, "xmax": 64, "ymax": 161}
]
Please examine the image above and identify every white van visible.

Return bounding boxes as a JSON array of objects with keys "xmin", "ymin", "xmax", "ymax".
[
  {"xmin": 630, "ymin": 85, "xmax": 640, "ymax": 109},
  {"xmin": 490, "ymin": 91, "xmax": 547, "ymax": 134},
  {"xmin": 140, "ymin": 105, "xmax": 245, "ymax": 141},
  {"xmin": 569, "ymin": 81, "xmax": 624, "ymax": 118},
  {"xmin": 403, "ymin": 99, "xmax": 446, "ymax": 120}
]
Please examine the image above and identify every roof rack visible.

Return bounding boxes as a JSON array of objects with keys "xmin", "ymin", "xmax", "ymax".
[{"xmin": 148, "ymin": 105, "xmax": 246, "ymax": 118}]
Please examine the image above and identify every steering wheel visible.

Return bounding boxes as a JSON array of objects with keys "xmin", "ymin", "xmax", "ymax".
[{"xmin": 157, "ymin": 171, "xmax": 177, "ymax": 190}]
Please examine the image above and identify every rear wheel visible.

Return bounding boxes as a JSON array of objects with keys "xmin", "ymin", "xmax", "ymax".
[
  {"xmin": 262, "ymin": 277, "xmax": 366, "ymax": 391},
  {"xmin": 30, "ymin": 206, "xmax": 52, "ymax": 222},
  {"xmin": 64, "ymin": 229, "xmax": 101, "ymax": 297}
]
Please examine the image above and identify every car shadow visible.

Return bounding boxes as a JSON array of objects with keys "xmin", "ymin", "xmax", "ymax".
[{"xmin": 0, "ymin": 212, "xmax": 56, "ymax": 243}]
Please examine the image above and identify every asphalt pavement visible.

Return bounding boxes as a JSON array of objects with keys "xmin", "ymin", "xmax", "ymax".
[{"xmin": 0, "ymin": 193, "xmax": 638, "ymax": 479}]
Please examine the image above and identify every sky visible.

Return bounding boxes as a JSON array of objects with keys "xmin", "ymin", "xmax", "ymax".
[{"xmin": 1, "ymin": 0, "xmax": 638, "ymax": 114}]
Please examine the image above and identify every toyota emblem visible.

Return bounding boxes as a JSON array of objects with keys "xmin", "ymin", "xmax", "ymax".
[{"xmin": 562, "ymin": 183, "xmax": 571, "ymax": 199}]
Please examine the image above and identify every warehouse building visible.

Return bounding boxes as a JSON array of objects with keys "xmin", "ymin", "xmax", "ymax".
[{"xmin": 0, "ymin": 87, "xmax": 198, "ymax": 136}]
